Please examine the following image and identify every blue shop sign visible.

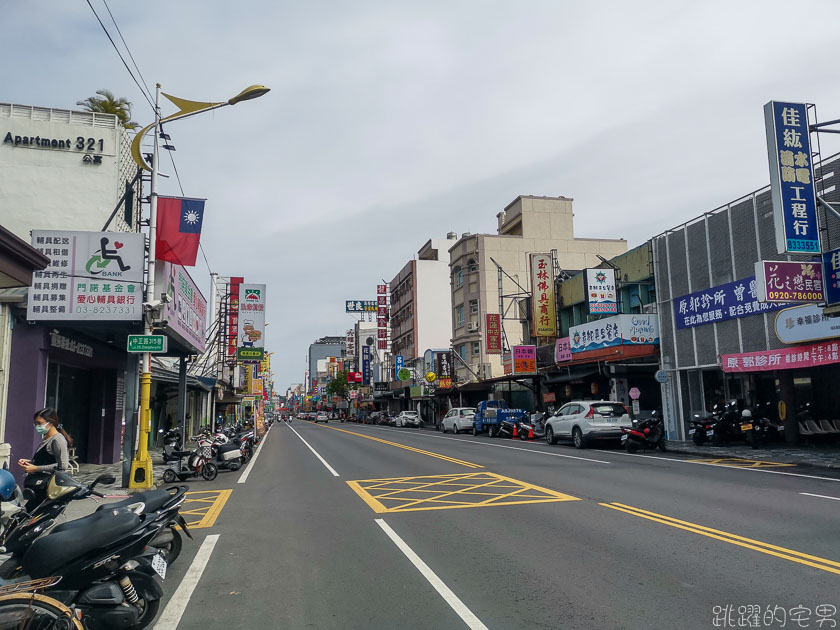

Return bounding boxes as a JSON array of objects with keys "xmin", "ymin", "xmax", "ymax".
[
  {"xmin": 674, "ymin": 276, "xmax": 791, "ymax": 330},
  {"xmin": 823, "ymin": 247, "xmax": 840, "ymax": 306},
  {"xmin": 764, "ymin": 101, "xmax": 820, "ymax": 254}
]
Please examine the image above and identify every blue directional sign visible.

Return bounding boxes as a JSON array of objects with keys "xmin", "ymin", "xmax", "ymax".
[{"xmin": 764, "ymin": 101, "xmax": 820, "ymax": 254}]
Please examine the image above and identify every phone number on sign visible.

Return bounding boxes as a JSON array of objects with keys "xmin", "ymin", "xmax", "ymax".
[
  {"xmin": 765, "ymin": 291, "xmax": 823, "ymax": 302},
  {"xmin": 75, "ymin": 306, "xmax": 137, "ymax": 315}
]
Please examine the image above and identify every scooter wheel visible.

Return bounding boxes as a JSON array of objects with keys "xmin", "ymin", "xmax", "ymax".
[
  {"xmin": 162, "ymin": 469, "xmax": 177, "ymax": 484},
  {"xmin": 201, "ymin": 462, "xmax": 218, "ymax": 481},
  {"xmin": 158, "ymin": 527, "xmax": 183, "ymax": 565},
  {"xmin": 625, "ymin": 441, "xmax": 639, "ymax": 454},
  {"xmin": 658, "ymin": 438, "xmax": 667, "ymax": 452},
  {"xmin": 692, "ymin": 434, "xmax": 704, "ymax": 446}
]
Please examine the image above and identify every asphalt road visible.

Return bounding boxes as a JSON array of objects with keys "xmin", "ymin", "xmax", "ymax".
[{"xmin": 150, "ymin": 421, "xmax": 840, "ymax": 630}]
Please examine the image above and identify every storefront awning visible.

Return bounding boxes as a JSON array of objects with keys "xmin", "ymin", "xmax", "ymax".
[{"xmin": 544, "ymin": 368, "xmax": 599, "ymax": 384}]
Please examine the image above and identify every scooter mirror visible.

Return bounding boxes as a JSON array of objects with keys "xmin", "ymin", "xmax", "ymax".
[{"xmin": 92, "ymin": 474, "xmax": 116, "ymax": 488}]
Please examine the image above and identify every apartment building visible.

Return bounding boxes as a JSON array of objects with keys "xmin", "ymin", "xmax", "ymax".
[{"xmin": 449, "ymin": 195, "xmax": 627, "ymax": 383}]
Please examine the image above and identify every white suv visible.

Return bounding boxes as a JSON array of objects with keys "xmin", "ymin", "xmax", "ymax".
[
  {"xmin": 545, "ymin": 400, "xmax": 629, "ymax": 448},
  {"xmin": 396, "ymin": 411, "xmax": 421, "ymax": 427},
  {"xmin": 441, "ymin": 408, "xmax": 476, "ymax": 434}
]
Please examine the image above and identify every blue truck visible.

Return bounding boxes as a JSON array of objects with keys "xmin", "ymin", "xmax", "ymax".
[{"xmin": 472, "ymin": 400, "xmax": 529, "ymax": 437}]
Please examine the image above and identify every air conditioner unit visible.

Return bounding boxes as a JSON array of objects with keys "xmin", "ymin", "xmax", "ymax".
[{"xmin": 467, "ymin": 322, "xmax": 479, "ymax": 332}]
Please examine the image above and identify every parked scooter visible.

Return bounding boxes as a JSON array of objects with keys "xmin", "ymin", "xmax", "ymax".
[
  {"xmin": 744, "ymin": 402, "xmax": 784, "ymax": 448},
  {"xmin": 162, "ymin": 437, "xmax": 218, "ymax": 483},
  {"xmin": 688, "ymin": 410, "xmax": 718, "ymax": 446},
  {"xmin": 161, "ymin": 427, "xmax": 183, "ymax": 462},
  {"xmin": 206, "ymin": 430, "xmax": 243, "ymax": 472},
  {"xmin": 709, "ymin": 400, "xmax": 751, "ymax": 446},
  {"xmin": 517, "ymin": 411, "xmax": 549, "ymax": 441},
  {"xmin": 621, "ymin": 411, "xmax": 666, "ymax": 453}
]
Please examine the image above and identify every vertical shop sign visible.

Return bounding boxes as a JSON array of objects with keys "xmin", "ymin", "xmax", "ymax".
[
  {"xmin": 394, "ymin": 354, "xmax": 404, "ymax": 380},
  {"xmin": 227, "ymin": 277, "xmax": 243, "ymax": 360},
  {"xmin": 822, "ymin": 247, "xmax": 840, "ymax": 306},
  {"xmin": 585, "ymin": 268, "xmax": 618, "ymax": 314},
  {"xmin": 436, "ymin": 351, "xmax": 453, "ymax": 389},
  {"xmin": 377, "ymin": 284, "xmax": 388, "ymax": 350},
  {"xmin": 485, "ymin": 313, "xmax": 502, "ymax": 354},
  {"xmin": 764, "ymin": 101, "xmax": 820, "ymax": 254},
  {"xmin": 555, "ymin": 337, "xmax": 571, "ymax": 363},
  {"xmin": 530, "ymin": 253, "xmax": 556, "ymax": 337},
  {"xmin": 361, "ymin": 345, "xmax": 371, "ymax": 385},
  {"xmin": 238, "ymin": 283, "xmax": 266, "ymax": 361},
  {"xmin": 345, "ymin": 329, "xmax": 356, "ymax": 358}
]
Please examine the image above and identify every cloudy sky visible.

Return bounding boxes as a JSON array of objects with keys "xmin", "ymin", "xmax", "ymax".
[{"xmin": 4, "ymin": 1, "xmax": 840, "ymax": 389}]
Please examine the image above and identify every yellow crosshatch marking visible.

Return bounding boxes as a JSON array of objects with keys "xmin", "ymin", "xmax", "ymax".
[
  {"xmin": 685, "ymin": 458, "xmax": 797, "ymax": 469},
  {"xmin": 180, "ymin": 489, "xmax": 232, "ymax": 529},
  {"xmin": 347, "ymin": 472, "xmax": 579, "ymax": 513}
]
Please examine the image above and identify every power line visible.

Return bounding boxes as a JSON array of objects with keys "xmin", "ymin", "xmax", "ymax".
[
  {"xmin": 100, "ymin": 0, "xmax": 154, "ymax": 105},
  {"xmin": 84, "ymin": 0, "xmax": 155, "ymax": 113}
]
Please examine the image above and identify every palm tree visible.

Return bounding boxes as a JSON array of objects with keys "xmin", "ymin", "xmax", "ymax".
[{"xmin": 76, "ymin": 90, "xmax": 139, "ymax": 129}]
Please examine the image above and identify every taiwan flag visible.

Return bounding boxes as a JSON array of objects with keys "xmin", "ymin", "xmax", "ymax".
[{"xmin": 155, "ymin": 196, "xmax": 205, "ymax": 266}]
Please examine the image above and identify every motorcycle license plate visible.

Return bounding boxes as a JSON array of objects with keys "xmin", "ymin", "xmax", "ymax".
[
  {"xmin": 151, "ymin": 553, "xmax": 167, "ymax": 580},
  {"xmin": 621, "ymin": 434, "xmax": 628, "ymax": 442},
  {"xmin": 706, "ymin": 430, "xmax": 715, "ymax": 437},
  {"xmin": 741, "ymin": 424, "xmax": 753, "ymax": 432},
  {"xmin": 688, "ymin": 429, "xmax": 695, "ymax": 435}
]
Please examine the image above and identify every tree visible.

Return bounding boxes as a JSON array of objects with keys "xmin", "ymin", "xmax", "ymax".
[
  {"xmin": 325, "ymin": 370, "xmax": 349, "ymax": 399},
  {"xmin": 76, "ymin": 90, "xmax": 140, "ymax": 129}
]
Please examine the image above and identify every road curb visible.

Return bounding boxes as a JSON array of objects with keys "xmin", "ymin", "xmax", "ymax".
[{"xmin": 663, "ymin": 444, "xmax": 840, "ymax": 471}]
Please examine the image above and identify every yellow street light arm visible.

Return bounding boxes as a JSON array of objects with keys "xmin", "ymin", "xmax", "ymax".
[{"xmin": 130, "ymin": 84, "xmax": 269, "ymax": 171}]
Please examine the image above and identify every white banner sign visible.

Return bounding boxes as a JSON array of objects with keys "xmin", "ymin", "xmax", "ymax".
[
  {"xmin": 775, "ymin": 304, "xmax": 840, "ymax": 344},
  {"xmin": 238, "ymin": 283, "xmax": 266, "ymax": 349},
  {"xmin": 27, "ymin": 230, "xmax": 143, "ymax": 321},
  {"xmin": 585, "ymin": 268, "xmax": 617, "ymax": 314}
]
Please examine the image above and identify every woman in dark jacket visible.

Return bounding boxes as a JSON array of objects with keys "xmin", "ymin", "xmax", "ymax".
[{"xmin": 17, "ymin": 407, "xmax": 73, "ymax": 474}]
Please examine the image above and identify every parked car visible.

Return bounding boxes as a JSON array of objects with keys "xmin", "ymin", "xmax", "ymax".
[
  {"xmin": 441, "ymin": 408, "xmax": 476, "ymax": 434},
  {"xmin": 395, "ymin": 411, "xmax": 422, "ymax": 428},
  {"xmin": 544, "ymin": 400, "xmax": 629, "ymax": 448},
  {"xmin": 315, "ymin": 412, "xmax": 329, "ymax": 423}
]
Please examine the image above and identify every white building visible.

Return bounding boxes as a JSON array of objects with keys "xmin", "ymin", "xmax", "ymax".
[
  {"xmin": 450, "ymin": 195, "xmax": 628, "ymax": 383},
  {"xmin": 0, "ymin": 103, "xmax": 140, "ymax": 237}
]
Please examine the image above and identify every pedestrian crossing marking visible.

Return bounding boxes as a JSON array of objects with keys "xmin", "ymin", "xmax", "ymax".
[
  {"xmin": 684, "ymin": 457, "xmax": 797, "ymax": 469},
  {"xmin": 181, "ymin": 489, "xmax": 232, "ymax": 528},
  {"xmin": 347, "ymin": 472, "xmax": 579, "ymax": 513}
]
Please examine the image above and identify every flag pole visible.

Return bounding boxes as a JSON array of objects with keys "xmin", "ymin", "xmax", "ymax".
[{"xmin": 129, "ymin": 83, "xmax": 161, "ymax": 489}]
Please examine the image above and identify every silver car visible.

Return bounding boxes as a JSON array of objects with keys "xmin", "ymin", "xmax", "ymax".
[
  {"xmin": 314, "ymin": 412, "xmax": 329, "ymax": 423},
  {"xmin": 396, "ymin": 411, "xmax": 421, "ymax": 427},
  {"xmin": 441, "ymin": 408, "xmax": 476, "ymax": 434},
  {"xmin": 545, "ymin": 400, "xmax": 629, "ymax": 448}
]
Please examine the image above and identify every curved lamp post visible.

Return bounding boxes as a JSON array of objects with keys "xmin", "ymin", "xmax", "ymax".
[{"xmin": 129, "ymin": 83, "xmax": 269, "ymax": 489}]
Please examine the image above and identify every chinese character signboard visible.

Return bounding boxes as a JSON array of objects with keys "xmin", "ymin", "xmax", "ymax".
[
  {"xmin": 394, "ymin": 355, "xmax": 404, "ymax": 380},
  {"xmin": 775, "ymin": 304, "xmax": 840, "ymax": 344},
  {"xmin": 585, "ymin": 268, "xmax": 617, "ymax": 314},
  {"xmin": 127, "ymin": 335, "xmax": 167, "ymax": 353},
  {"xmin": 722, "ymin": 340, "xmax": 840, "ymax": 373},
  {"xmin": 345, "ymin": 300, "xmax": 377, "ymax": 313},
  {"xmin": 155, "ymin": 262, "xmax": 207, "ymax": 353},
  {"xmin": 503, "ymin": 350, "xmax": 512, "ymax": 375},
  {"xmin": 530, "ymin": 253, "xmax": 556, "ymax": 337},
  {"xmin": 673, "ymin": 277, "xmax": 789, "ymax": 330},
  {"xmin": 376, "ymin": 284, "xmax": 389, "ymax": 350},
  {"xmin": 436, "ymin": 351, "xmax": 453, "ymax": 389},
  {"xmin": 822, "ymin": 247, "xmax": 840, "ymax": 306},
  {"xmin": 555, "ymin": 337, "xmax": 571, "ymax": 363},
  {"xmin": 569, "ymin": 314, "xmax": 659, "ymax": 353},
  {"xmin": 347, "ymin": 371, "xmax": 362, "ymax": 383},
  {"xmin": 512, "ymin": 345, "xmax": 536, "ymax": 374},
  {"xmin": 27, "ymin": 230, "xmax": 143, "ymax": 321},
  {"xmin": 361, "ymin": 345, "xmax": 371, "ymax": 385},
  {"xmin": 238, "ymin": 283, "xmax": 266, "ymax": 361},
  {"xmin": 485, "ymin": 313, "xmax": 502, "ymax": 354},
  {"xmin": 755, "ymin": 261, "xmax": 823, "ymax": 304},
  {"xmin": 227, "ymin": 277, "xmax": 243, "ymax": 361},
  {"xmin": 764, "ymin": 101, "xmax": 819, "ymax": 254},
  {"xmin": 345, "ymin": 329, "xmax": 356, "ymax": 358}
]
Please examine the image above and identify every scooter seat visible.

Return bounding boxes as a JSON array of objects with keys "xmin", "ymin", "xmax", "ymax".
[
  {"xmin": 94, "ymin": 489, "xmax": 172, "ymax": 514},
  {"xmin": 170, "ymin": 450, "xmax": 193, "ymax": 458},
  {"xmin": 23, "ymin": 509, "xmax": 140, "ymax": 578}
]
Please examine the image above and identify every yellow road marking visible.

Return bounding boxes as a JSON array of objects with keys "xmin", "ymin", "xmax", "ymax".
[
  {"xmin": 315, "ymin": 424, "xmax": 483, "ymax": 468},
  {"xmin": 347, "ymin": 472, "xmax": 578, "ymax": 513},
  {"xmin": 600, "ymin": 501, "xmax": 840, "ymax": 576},
  {"xmin": 684, "ymin": 457, "xmax": 796, "ymax": 469},
  {"xmin": 181, "ymin": 489, "xmax": 232, "ymax": 529}
]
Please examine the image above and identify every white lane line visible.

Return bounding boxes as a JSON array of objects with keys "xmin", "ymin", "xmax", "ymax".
[
  {"xmin": 286, "ymin": 423, "xmax": 340, "ymax": 477},
  {"xmin": 237, "ymin": 424, "xmax": 271, "ymax": 484},
  {"xmin": 375, "ymin": 519, "xmax": 488, "ymax": 630},
  {"xmin": 801, "ymin": 492, "xmax": 840, "ymax": 501},
  {"xmin": 154, "ymin": 534, "xmax": 220, "ymax": 630},
  {"xmin": 364, "ymin": 425, "xmax": 609, "ymax": 464},
  {"xmin": 592, "ymin": 449, "xmax": 840, "ymax": 482}
]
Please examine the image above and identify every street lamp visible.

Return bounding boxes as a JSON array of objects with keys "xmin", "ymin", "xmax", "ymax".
[{"xmin": 129, "ymin": 83, "xmax": 269, "ymax": 489}]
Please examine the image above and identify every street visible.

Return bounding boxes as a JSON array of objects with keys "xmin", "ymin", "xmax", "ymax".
[{"xmin": 153, "ymin": 421, "xmax": 840, "ymax": 630}]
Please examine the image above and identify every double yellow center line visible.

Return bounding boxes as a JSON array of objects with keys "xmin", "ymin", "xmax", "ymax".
[
  {"xmin": 317, "ymin": 425, "xmax": 483, "ymax": 468},
  {"xmin": 602, "ymin": 502, "xmax": 840, "ymax": 576}
]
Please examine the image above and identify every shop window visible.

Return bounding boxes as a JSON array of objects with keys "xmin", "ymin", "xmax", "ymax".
[
  {"xmin": 454, "ymin": 266, "xmax": 463, "ymax": 288},
  {"xmin": 472, "ymin": 341, "xmax": 480, "ymax": 355},
  {"xmin": 458, "ymin": 344, "xmax": 467, "ymax": 360}
]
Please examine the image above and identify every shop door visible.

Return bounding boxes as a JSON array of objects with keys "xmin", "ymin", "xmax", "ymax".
[{"xmin": 47, "ymin": 364, "xmax": 92, "ymax": 462}]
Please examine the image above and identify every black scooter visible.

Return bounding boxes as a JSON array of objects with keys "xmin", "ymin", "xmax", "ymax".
[
  {"xmin": 621, "ymin": 411, "xmax": 666, "ymax": 453},
  {"xmin": 161, "ymin": 427, "xmax": 183, "ymax": 462}
]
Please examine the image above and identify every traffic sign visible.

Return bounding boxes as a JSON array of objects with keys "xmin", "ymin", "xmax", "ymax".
[
  {"xmin": 629, "ymin": 387, "xmax": 641, "ymax": 400},
  {"xmin": 654, "ymin": 370, "xmax": 669, "ymax": 384},
  {"xmin": 127, "ymin": 335, "xmax": 167, "ymax": 353}
]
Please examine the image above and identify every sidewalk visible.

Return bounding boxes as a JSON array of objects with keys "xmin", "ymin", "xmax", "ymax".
[
  {"xmin": 664, "ymin": 440, "xmax": 840, "ymax": 470},
  {"xmin": 75, "ymin": 448, "xmax": 168, "ymax": 494}
]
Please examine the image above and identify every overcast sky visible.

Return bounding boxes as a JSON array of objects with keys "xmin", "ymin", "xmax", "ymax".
[{"xmin": 3, "ymin": 1, "xmax": 840, "ymax": 390}]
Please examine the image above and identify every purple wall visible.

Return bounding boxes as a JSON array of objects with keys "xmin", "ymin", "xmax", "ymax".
[{"xmin": 5, "ymin": 322, "xmax": 48, "ymax": 485}]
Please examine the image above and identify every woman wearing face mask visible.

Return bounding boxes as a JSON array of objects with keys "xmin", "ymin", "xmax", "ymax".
[{"xmin": 17, "ymin": 408, "xmax": 73, "ymax": 474}]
